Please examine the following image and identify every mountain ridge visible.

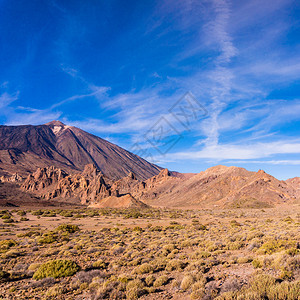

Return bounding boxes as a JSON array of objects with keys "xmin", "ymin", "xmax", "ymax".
[{"xmin": 19, "ymin": 164, "xmax": 299, "ymax": 209}]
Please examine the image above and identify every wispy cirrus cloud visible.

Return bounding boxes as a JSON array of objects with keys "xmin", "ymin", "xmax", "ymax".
[
  {"xmin": 0, "ymin": 82, "xmax": 61, "ymax": 125},
  {"xmin": 50, "ymin": 86, "xmax": 110, "ymax": 109},
  {"xmin": 0, "ymin": 91, "xmax": 19, "ymax": 110}
]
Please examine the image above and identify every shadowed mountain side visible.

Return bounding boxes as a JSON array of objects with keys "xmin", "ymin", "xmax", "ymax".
[{"xmin": 0, "ymin": 182, "xmax": 83, "ymax": 208}]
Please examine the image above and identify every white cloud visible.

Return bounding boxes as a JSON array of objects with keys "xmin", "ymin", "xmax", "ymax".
[
  {"xmin": 167, "ymin": 140, "xmax": 300, "ymax": 161},
  {"xmin": 226, "ymin": 160, "xmax": 300, "ymax": 166}
]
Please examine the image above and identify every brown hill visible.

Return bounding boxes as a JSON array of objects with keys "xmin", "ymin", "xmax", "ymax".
[
  {"xmin": 89, "ymin": 194, "xmax": 148, "ymax": 209},
  {"xmin": 0, "ymin": 121, "xmax": 161, "ymax": 180},
  {"xmin": 130, "ymin": 166, "xmax": 298, "ymax": 209}
]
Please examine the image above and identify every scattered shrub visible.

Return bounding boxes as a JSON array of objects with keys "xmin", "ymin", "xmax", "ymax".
[
  {"xmin": 165, "ymin": 259, "xmax": 186, "ymax": 271},
  {"xmin": 45, "ymin": 285, "xmax": 66, "ymax": 297},
  {"xmin": 126, "ymin": 279, "xmax": 146, "ymax": 299},
  {"xmin": 153, "ymin": 275, "xmax": 169, "ymax": 287},
  {"xmin": 17, "ymin": 210, "xmax": 26, "ymax": 216},
  {"xmin": 252, "ymin": 258, "xmax": 263, "ymax": 268},
  {"xmin": 0, "ymin": 239, "xmax": 16, "ymax": 252},
  {"xmin": 92, "ymin": 259, "xmax": 107, "ymax": 269},
  {"xmin": 33, "ymin": 259, "xmax": 80, "ymax": 280},
  {"xmin": 56, "ymin": 224, "xmax": 80, "ymax": 233},
  {"xmin": 180, "ymin": 275, "xmax": 195, "ymax": 290},
  {"xmin": 133, "ymin": 263, "xmax": 154, "ymax": 274},
  {"xmin": 145, "ymin": 275, "xmax": 155, "ymax": 286}
]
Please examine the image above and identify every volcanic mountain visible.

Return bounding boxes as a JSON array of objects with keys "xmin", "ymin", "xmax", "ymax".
[{"xmin": 0, "ymin": 121, "xmax": 161, "ymax": 180}]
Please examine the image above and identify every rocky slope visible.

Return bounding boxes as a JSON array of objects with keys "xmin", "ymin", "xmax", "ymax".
[
  {"xmin": 0, "ymin": 121, "xmax": 161, "ymax": 180},
  {"xmin": 136, "ymin": 166, "xmax": 298, "ymax": 208},
  {"xmin": 286, "ymin": 177, "xmax": 300, "ymax": 198},
  {"xmin": 20, "ymin": 164, "xmax": 299, "ymax": 209}
]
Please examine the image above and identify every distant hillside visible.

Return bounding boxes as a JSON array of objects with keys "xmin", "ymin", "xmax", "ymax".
[
  {"xmin": 20, "ymin": 164, "xmax": 299, "ymax": 209},
  {"xmin": 126, "ymin": 165, "xmax": 298, "ymax": 208},
  {"xmin": 285, "ymin": 177, "xmax": 300, "ymax": 199}
]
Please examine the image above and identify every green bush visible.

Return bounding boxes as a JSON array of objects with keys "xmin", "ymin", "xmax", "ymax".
[
  {"xmin": 126, "ymin": 279, "xmax": 145, "ymax": 299},
  {"xmin": 0, "ymin": 240, "xmax": 16, "ymax": 252},
  {"xmin": 1, "ymin": 213, "xmax": 11, "ymax": 220},
  {"xmin": 42, "ymin": 210, "xmax": 56, "ymax": 217},
  {"xmin": 17, "ymin": 210, "xmax": 26, "ymax": 216},
  {"xmin": 38, "ymin": 232, "xmax": 57, "ymax": 244},
  {"xmin": 56, "ymin": 224, "xmax": 80, "ymax": 233},
  {"xmin": 59, "ymin": 210, "xmax": 73, "ymax": 217},
  {"xmin": 3, "ymin": 218, "xmax": 14, "ymax": 223},
  {"xmin": 153, "ymin": 275, "xmax": 169, "ymax": 287},
  {"xmin": 133, "ymin": 263, "xmax": 154, "ymax": 274},
  {"xmin": 33, "ymin": 259, "xmax": 80, "ymax": 280},
  {"xmin": 92, "ymin": 259, "xmax": 107, "ymax": 269},
  {"xmin": 31, "ymin": 210, "xmax": 43, "ymax": 216}
]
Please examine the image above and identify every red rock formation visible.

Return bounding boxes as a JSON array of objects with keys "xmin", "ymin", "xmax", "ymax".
[
  {"xmin": 0, "ymin": 173, "xmax": 23, "ymax": 183},
  {"xmin": 22, "ymin": 164, "xmax": 110, "ymax": 205}
]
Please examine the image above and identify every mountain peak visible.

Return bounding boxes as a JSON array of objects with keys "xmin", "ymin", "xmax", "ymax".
[{"xmin": 45, "ymin": 120, "xmax": 66, "ymax": 126}]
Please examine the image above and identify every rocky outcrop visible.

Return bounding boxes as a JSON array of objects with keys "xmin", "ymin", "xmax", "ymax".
[
  {"xmin": 22, "ymin": 164, "xmax": 111, "ymax": 205},
  {"xmin": 110, "ymin": 172, "xmax": 139, "ymax": 196},
  {"xmin": 286, "ymin": 177, "xmax": 300, "ymax": 198},
  {"xmin": 21, "ymin": 164, "xmax": 148, "ymax": 207},
  {"xmin": 0, "ymin": 173, "xmax": 23, "ymax": 183}
]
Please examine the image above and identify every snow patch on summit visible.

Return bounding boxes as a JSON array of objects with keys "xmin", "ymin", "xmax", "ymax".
[
  {"xmin": 52, "ymin": 126, "xmax": 62, "ymax": 135},
  {"xmin": 51, "ymin": 125, "xmax": 71, "ymax": 135}
]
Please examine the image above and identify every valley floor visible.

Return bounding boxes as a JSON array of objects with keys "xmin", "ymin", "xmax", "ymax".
[{"xmin": 0, "ymin": 205, "xmax": 299, "ymax": 299}]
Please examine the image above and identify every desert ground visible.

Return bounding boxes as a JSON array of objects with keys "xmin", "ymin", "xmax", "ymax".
[{"xmin": 0, "ymin": 205, "xmax": 299, "ymax": 300}]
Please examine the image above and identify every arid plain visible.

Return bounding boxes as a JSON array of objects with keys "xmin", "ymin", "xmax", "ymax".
[{"xmin": 0, "ymin": 204, "xmax": 299, "ymax": 299}]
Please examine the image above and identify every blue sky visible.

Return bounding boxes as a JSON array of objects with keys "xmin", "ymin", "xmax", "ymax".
[{"xmin": 0, "ymin": 0, "xmax": 299, "ymax": 179}]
